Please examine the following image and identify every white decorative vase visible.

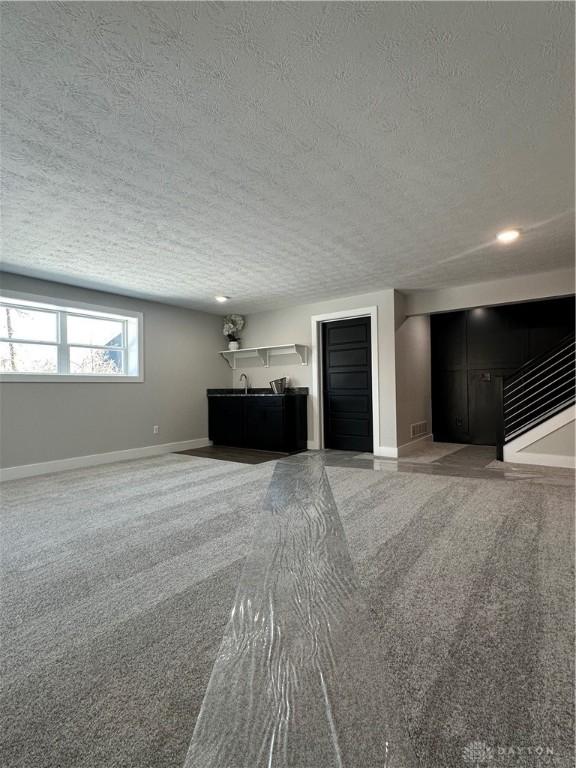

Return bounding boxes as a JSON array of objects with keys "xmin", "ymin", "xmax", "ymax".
[{"xmin": 228, "ymin": 341, "xmax": 239, "ymax": 351}]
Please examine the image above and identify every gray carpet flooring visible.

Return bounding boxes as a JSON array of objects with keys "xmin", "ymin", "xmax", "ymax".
[
  {"xmin": 184, "ymin": 454, "xmax": 418, "ymax": 768},
  {"xmin": 1, "ymin": 450, "xmax": 574, "ymax": 767}
]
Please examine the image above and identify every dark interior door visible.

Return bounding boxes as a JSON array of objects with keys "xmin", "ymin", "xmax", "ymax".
[
  {"xmin": 432, "ymin": 370, "xmax": 469, "ymax": 442},
  {"xmin": 322, "ymin": 317, "xmax": 373, "ymax": 452},
  {"xmin": 468, "ymin": 368, "xmax": 514, "ymax": 445}
]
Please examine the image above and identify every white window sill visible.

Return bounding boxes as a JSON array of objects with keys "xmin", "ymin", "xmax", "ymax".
[{"xmin": 0, "ymin": 374, "xmax": 144, "ymax": 383}]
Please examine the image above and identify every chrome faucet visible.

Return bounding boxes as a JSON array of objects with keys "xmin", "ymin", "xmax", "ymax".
[{"xmin": 239, "ymin": 373, "xmax": 249, "ymax": 395}]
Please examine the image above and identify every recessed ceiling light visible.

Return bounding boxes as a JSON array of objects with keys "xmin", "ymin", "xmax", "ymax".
[
  {"xmin": 215, "ymin": 295, "xmax": 229, "ymax": 303},
  {"xmin": 497, "ymin": 229, "xmax": 520, "ymax": 244}
]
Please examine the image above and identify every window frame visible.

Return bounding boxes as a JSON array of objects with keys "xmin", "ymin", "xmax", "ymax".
[{"xmin": 0, "ymin": 290, "xmax": 144, "ymax": 383}]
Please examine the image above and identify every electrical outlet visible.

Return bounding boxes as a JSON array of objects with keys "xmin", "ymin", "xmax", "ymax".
[{"xmin": 153, "ymin": 425, "xmax": 159, "ymax": 434}]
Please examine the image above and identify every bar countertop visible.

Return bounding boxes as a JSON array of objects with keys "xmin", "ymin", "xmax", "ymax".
[{"xmin": 207, "ymin": 388, "xmax": 308, "ymax": 397}]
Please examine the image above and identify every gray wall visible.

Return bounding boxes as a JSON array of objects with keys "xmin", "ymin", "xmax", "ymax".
[
  {"xmin": 230, "ymin": 288, "xmax": 400, "ymax": 451},
  {"xmin": 404, "ymin": 267, "xmax": 575, "ymax": 316},
  {"xmin": 394, "ymin": 293, "xmax": 432, "ymax": 447},
  {"xmin": 232, "ymin": 288, "xmax": 435, "ymax": 452},
  {"xmin": 0, "ymin": 274, "xmax": 231, "ymax": 467}
]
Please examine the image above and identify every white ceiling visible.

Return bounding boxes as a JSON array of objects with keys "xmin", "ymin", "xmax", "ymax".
[{"xmin": 1, "ymin": 2, "xmax": 574, "ymax": 313}]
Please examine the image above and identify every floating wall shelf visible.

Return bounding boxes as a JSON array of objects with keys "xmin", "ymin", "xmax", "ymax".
[{"xmin": 219, "ymin": 344, "xmax": 308, "ymax": 370}]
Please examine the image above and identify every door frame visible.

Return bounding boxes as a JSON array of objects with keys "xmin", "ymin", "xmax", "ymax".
[{"xmin": 310, "ymin": 306, "xmax": 380, "ymax": 453}]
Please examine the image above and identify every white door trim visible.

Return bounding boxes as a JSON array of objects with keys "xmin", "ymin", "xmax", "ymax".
[{"xmin": 310, "ymin": 306, "xmax": 379, "ymax": 453}]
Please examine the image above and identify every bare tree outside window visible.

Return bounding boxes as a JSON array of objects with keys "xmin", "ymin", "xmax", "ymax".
[
  {"xmin": 0, "ymin": 307, "xmax": 57, "ymax": 373},
  {"xmin": 0, "ymin": 297, "xmax": 139, "ymax": 377},
  {"xmin": 4, "ymin": 307, "xmax": 16, "ymax": 371},
  {"xmin": 69, "ymin": 348, "xmax": 122, "ymax": 375}
]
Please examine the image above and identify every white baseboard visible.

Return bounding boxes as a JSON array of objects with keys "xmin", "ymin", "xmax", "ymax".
[
  {"xmin": 374, "ymin": 445, "xmax": 398, "ymax": 458},
  {"xmin": 503, "ymin": 405, "xmax": 575, "ymax": 470},
  {"xmin": 0, "ymin": 438, "xmax": 212, "ymax": 482},
  {"xmin": 308, "ymin": 435, "xmax": 433, "ymax": 458},
  {"xmin": 501, "ymin": 451, "xmax": 575, "ymax": 470},
  {"xmin": 396, "ymin": 433, "xmax": 433, "ymax": 457},
  {"xmin": 374, "ymin": 434, "xmax": 433, "ymax": 459}
]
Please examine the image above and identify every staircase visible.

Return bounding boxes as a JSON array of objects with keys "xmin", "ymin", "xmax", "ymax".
[{"xmin": 496, "ymin": 333, "xmax": 575, "ymax": 466}]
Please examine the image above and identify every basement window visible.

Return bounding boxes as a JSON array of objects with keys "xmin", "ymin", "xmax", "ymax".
[{"xmin": 0, "ymin": 293, "xmax": 143, "ymax": 382}]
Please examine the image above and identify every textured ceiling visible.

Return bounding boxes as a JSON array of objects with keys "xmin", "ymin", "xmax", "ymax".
[{"xmin": 1, "ymin": 2, "xmax": 574, "ymax": 313}]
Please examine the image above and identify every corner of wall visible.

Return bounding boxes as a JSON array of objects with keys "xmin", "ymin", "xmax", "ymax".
[{"xmin": 393, "ymin": 293, "xmax": 432, "ymax": 448}]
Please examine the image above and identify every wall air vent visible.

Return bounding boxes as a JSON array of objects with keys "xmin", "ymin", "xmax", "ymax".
[{"xmin": 410, "ymin": 421, "xmax": 428, "ymax": 439}]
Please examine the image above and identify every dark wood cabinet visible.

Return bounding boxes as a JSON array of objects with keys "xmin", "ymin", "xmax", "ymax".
[
  {"xmin": 208, "ymin": 393, "xmax": 307, "ymax": 453},
  {"xmin": 208, "ymin": 396, "xmax": 245, "ymax": 447},
  {"xmin": 245, "ymin": 398, "xmax": 285, "ymax": 451}
]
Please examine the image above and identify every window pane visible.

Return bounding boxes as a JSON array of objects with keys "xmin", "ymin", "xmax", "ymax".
[
  {"xmin": 0, "ymin": 306, "xmax": 57, "ymax": 342},
  {"xmin": 69, "ymin": 347, "xmax": 124, "ymax": 375},
  {"xmin": 67, "ymin": 316, "xmax": 123, "ymax": 347},
  {"xmin": 0, "ymin": 342, "xmax": 58, "ymax": 373}
]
